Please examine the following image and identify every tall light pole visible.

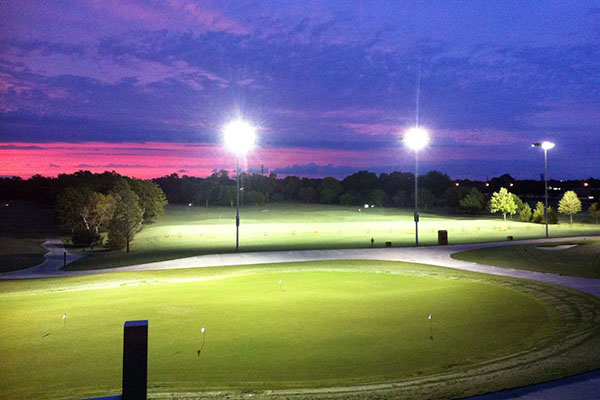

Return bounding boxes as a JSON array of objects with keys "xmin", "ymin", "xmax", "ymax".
[
  {"xmin": 223, "ymin": 120, "xmax": 256, "ymax": 252},
  {"xmin": 404, "ymin": 127, "xmax": 429, "ymax": 246},
  {"xmin": 532, "ymin": 141, "xmax": 555, "ymax": 238}
]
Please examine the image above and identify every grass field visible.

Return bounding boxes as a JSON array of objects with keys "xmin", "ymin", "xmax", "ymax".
[
  {"xmin": 66, "ymin": 204, "xmax": 600, "ymax": 270},
  {"xmin": 2, "ymin": 260, "xmax": 600, "ymax": 399},
  {"xmin": 0, "ymin": 202, "xmax": 60, "ymax": 273},
  {"xmin": 452, "ymin": 239, "xmax": 600, "ymax": 278}
]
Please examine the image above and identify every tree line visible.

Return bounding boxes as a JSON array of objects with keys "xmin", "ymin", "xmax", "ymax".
[
  {"xmin": 489, "ymin": 187, "xmax": 599, "ymax": 224},
  {"xmin": 1, "ymin": 171, "xmax": 168, "ymax": 251},
  {"xmin": 154, "ymin": 169, "xmax": 482, "ymax": 209},
  {"xmin": 1, "ymin": 170, "xmax": 598, "ymax": 251}
]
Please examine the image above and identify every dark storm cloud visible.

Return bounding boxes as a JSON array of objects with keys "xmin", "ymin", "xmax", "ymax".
[
  {"xmin": 6, "ymin": 27, "xmax": 596, "ymax": 143},
  {"xmin": 0, "ymin": 110, "xmax": 208, "ymax": 143},
  {"xmin": 0, "ymin": 144, "xmax": 45, "ymax": 150}
]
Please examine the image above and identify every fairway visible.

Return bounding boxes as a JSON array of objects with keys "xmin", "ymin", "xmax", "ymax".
[
  {"xmin": 2, "ymin": 260, "xmax": 600, "ymax": 399},
  {"xmin": 452, "ymin": 239, "xmax": 600, "ymax": 278},
  {"xmin": 66, "ymin": 204, "xmax": 600, "ymax": 270}
]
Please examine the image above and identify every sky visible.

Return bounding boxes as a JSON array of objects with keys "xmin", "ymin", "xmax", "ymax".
[{"xmin": 1, "ymin": 1, "xmax": 599, "ymax": 180}]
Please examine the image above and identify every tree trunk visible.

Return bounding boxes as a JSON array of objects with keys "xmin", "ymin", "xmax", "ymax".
[
  {"xmin": 503, "ymin": 213, "xmax": 506, "ymax": 221},
  {"xmin": 570, "ymin": 214, "xmax": 573, "ymax": 224}
]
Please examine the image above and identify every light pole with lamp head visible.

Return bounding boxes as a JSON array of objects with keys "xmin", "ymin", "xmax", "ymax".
[
  {"xmin": 404, "ymin": 127, "xmax": 429, "ymax": 246},
  {"xmin": 223, "ymin": 120, "xmax": 256, "ymax": 252},
  {"xmin": 532, "ymin": 141, "xmax": 555, "ymax": 238}
]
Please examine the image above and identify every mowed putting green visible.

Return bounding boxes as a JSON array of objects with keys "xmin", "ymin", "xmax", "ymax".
[
  {"xmin": 66, "ymin": 204, "xmax": 600, "ymax": 270},
  {"xmin": 3, "ymin": 261, "xmax": 600, "ymax": 399}
]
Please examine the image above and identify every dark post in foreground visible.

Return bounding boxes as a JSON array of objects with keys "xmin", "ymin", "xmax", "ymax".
[{"xmin": 122, "ymin": 320, "xmax": 148, "ymax": 400}]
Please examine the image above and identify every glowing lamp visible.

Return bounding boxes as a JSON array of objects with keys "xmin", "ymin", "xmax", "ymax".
[
  {"xmin": 532, "ymin": 141, "xmax": 555, "ymax": 150},
  {"xmin": 541, "ymin": 141, "xmax": 555, "ymax": 150},
  {"xmin": 223, "ymin": 120, "xmax": 256, "ymax": 155},
  {"xmin": 404, "ymin": 127, "xmax": 429, "ymax": 151}
]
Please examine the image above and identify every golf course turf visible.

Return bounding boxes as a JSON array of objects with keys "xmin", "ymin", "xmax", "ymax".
[
  {"xmin": 2, "ymin": 260, "xmax": 600, "ymax": 399},
  {"xmin": 64, "ymin": 204, "xmax": 600, "ymax": 271}
]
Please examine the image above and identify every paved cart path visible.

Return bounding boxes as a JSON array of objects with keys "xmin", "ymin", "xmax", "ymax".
[
  {"xmin": 0, "ymin": 239, "xmax": 85, "ymax": 279},
  {"xmin": 3, "ymin": 236, "xmax": 599, "ymax": 298}
]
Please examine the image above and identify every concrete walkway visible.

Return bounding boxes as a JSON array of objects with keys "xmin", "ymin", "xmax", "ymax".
[{"xmin": 3, "ymin": 236, "xmax": 599, "ymax": 298}]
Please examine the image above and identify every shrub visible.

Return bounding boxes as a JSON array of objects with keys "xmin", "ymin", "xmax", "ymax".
[
  {"xmin": 547, "ymin": 206, "xmax": 559, "ymax": 224},
  {"xmin": 589, "ymin": 202, "xmax": 600, "ymax": 224},
  {"xmin": 519, "ymin": 203, "xmax": 532, "ymax": 222},
  {"xmin": 532, "ymin": 202, "xmax": 545, "ymax": 223}
]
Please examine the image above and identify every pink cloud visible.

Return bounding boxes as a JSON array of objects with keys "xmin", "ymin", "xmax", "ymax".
[
  {"xmin": 82, "ymin": 0, "xmax": 247, "ymax": 34},
  {"xmin": 85, "ymin": 0, "xmax": 162, "ymax": 22},
  {"xmin": 166, "ymin": 0, "xmax": 248, "ymax": 34},
  {"xmin": 0, "ymin": 141, "xmax": 409, "ymax": 179}
]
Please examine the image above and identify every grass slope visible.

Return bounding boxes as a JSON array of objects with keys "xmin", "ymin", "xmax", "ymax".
[
  {"xmin": 2, "ymin": 260, "xmax": 600, "ymax": 399},
  {"xmin": 452, "ymin": 239, "xmax": 600, "ymax": 278},
  {"xmin": 66, "ymin": 204, "xmax": 600, "ymax": 270},
  {"xmin": 0, "ymin": 202, "xmax": 61, "ymax": 272}
]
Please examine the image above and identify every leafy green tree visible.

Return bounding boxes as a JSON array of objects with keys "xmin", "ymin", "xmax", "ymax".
[
  {"xmin": 368, "ymin": 189, "xmax": 387, "ymax": 207},
  {"xmin": 445, "ymin": 186, "xmax": 470, "ymax": 209},
  {"xmin": 519, "ymin": 203, "xmax": 532, "ymax": 222},
  {"xmin": 107, "ymin": 181, "xmax": 143, "ymax": 252},
  {"xmin": 260, "ymin": 173, "xmax": 278, "ymax": 202},
  {"xmin": 56, "ymin": 187, "xmax": 116, "ymax": 247},
  {"xmin": 298, "ymin": 186, "xmax": 317, "ymax": 203},
  {"xmin": 339, "ymin": 193, "xmax": 355, "ymax": 206},
  {"xmin": 589, "ymin": 202, "xmax": 600, "ymax": 224},
  {"xmin": 532, "ymin": 201, "xmax": 545, "ymax": 223},
  {"xmin": 392, "ymin": 190, "xmax": 409, "ymax": 208},
  {"xmin": 282, "ymin": 176, "xmax": 301, "ymax": 200},
  {"xmin": 81, "ymin": 192, "xmax": 117, "ymax": 237},
  {"xmin": 459, "ymin": 188, "xmax": 485, "ymax": 213},
  {"xmin": 416, "ymin": 188, "xmax": 435, "ymax": 210},
  {"xmin": 56, "ymin": 186, "xmax": 91, "ymax": 232},
  {"xmin": 420, "ymin": 170, "xmax": 452, "ymax": 198},
  {"xmin": 510, "ymin": 194, "xmax": 525, "ymax": 220},
  {"xmin": 490, "ymin": 187, "xmax": 517, "ymax": 221},
  {"xmin": 128, "ymin": 179, "xmax": 167, "ymax": 223},
  {"xmin": 342, "ymin": 171, "xmax": 377, "ymax": 203},
  {"xmin": 245, "ymin": 191, "xmax": 266, "ymax": 205},
  {"xmin": 271, "ymin": 192, "xmax": 285, "ymax": 202},
  {"xmin": 558, "ymin": 191, "xmax": 582, "ymax": 224},
  {"xmin": 217, "ymin": 186, "xmax": 236, "ymax": 207},
  {"xmin": 319, "ymin": 177, "xmax": 343, "ymax": 204},
  {"xmin": 319, "ymin": 188, "xmax": 337, "ymax": 204}
]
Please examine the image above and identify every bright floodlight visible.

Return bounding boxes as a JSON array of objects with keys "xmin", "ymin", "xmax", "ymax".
[
  {"xmin": 541, "ymin": 141, "xmax": 555, "ymax": 150},
  {"xmin": 404, "ymin": 127, "xmax": 429, "ymax": 151},
  {"xmin": 223, "ymin": 120, "xmax": 256, "ymax": 155}
]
